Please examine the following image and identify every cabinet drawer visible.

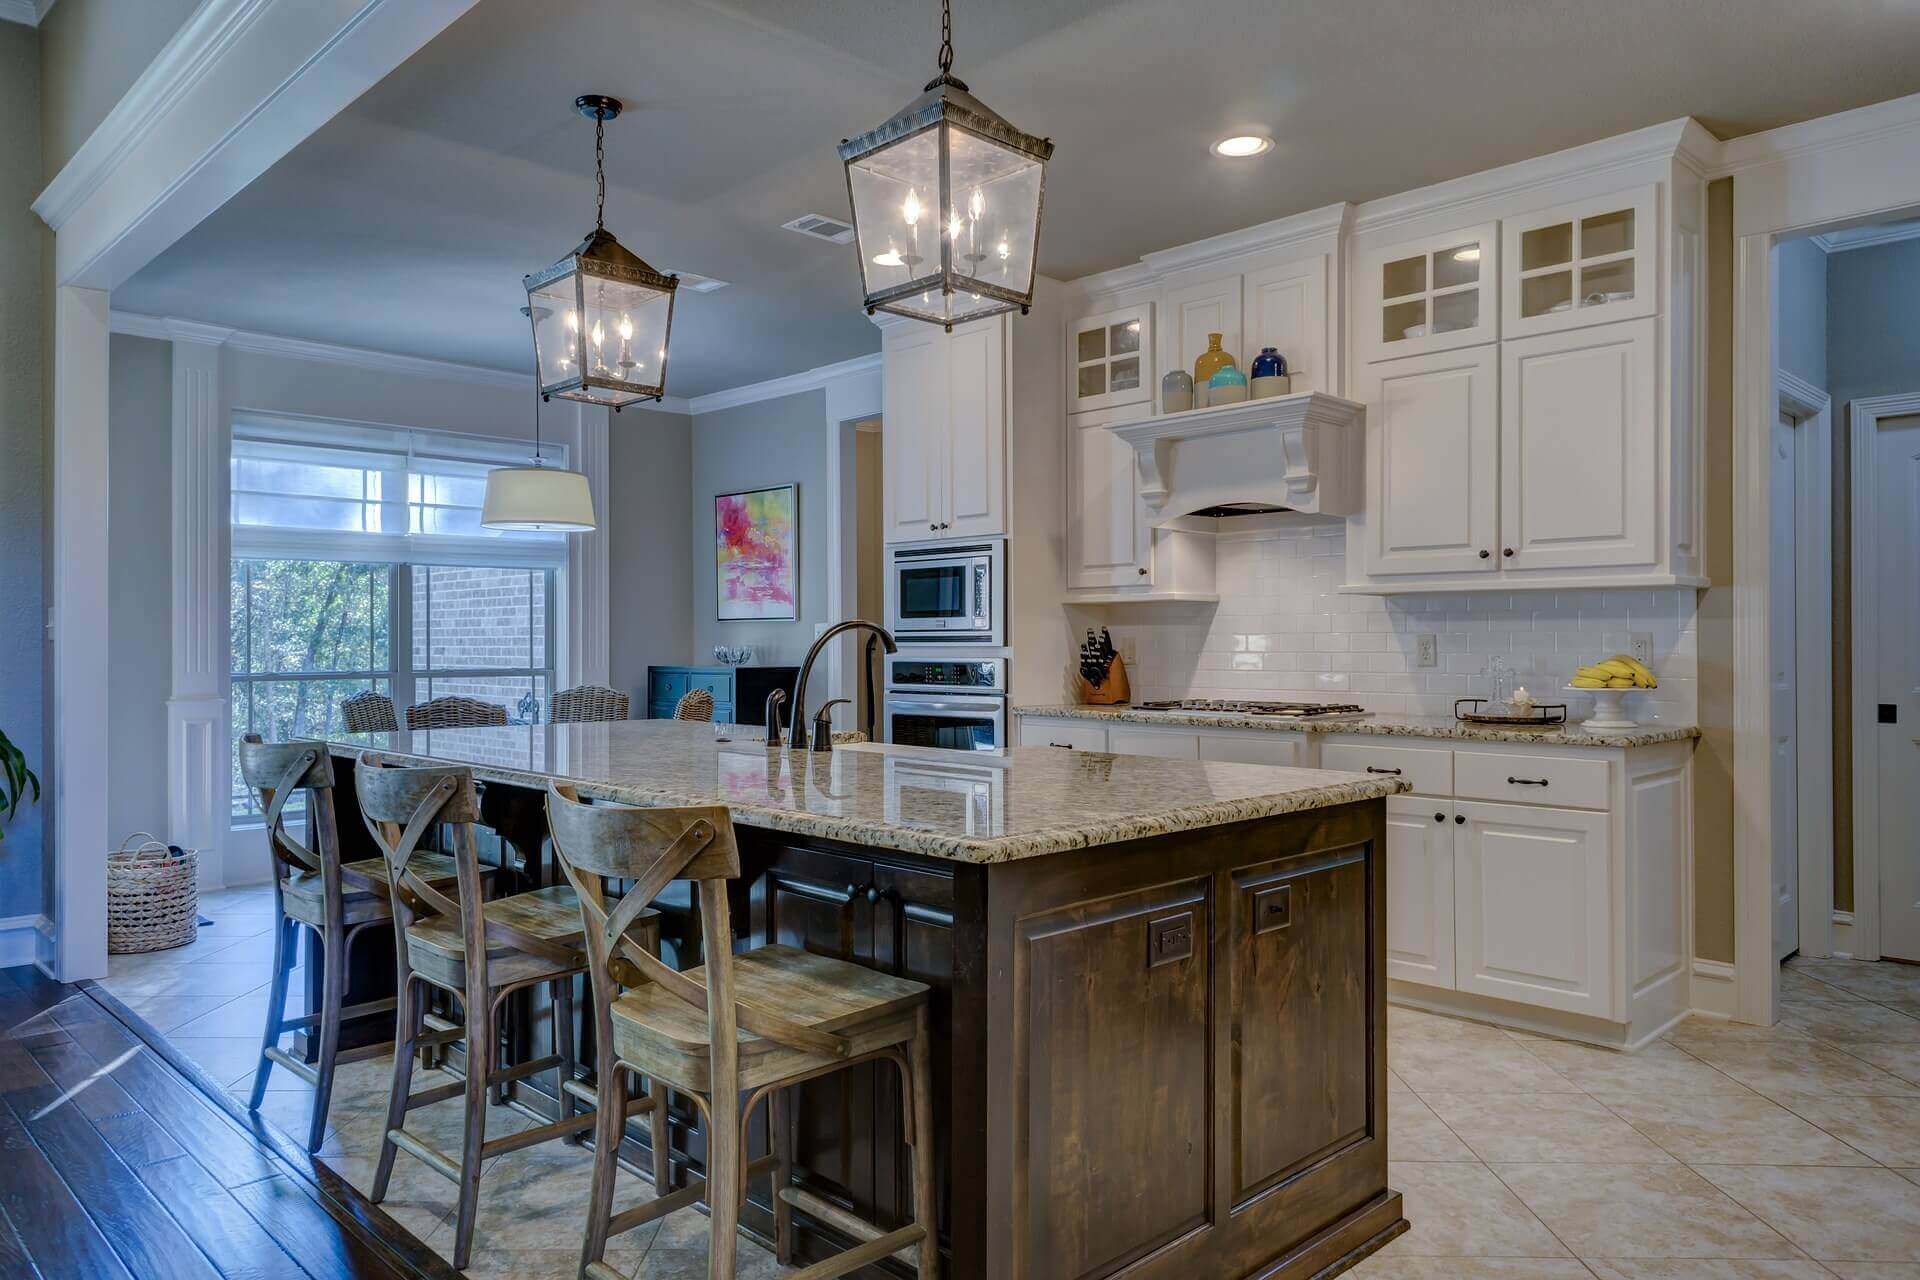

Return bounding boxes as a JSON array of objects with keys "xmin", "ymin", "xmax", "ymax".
[
  {"xmin": 1320, "ymin": 741, "xmax": 1452, "ymax": 795},
  {"xmin": 1019, "ymin": 720, "xmax": 1108, "ymax": 752},
  {"xmin": 1107, "ymin": 727, "xmax": 1200, "ymax": 760},
  {"xmin": 1197, "ymin": 731, "xmax": 1304, "ymax": 767},
  {"xmin": 686, "ymin": 672, "xmax": 734, "ymax": 699},
  {"xmin": 1454, "ymin": 750, "xmax": 1610, "ymax": 810}
]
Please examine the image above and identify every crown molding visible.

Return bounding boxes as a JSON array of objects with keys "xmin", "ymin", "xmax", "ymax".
[
  {"xmin": 1711, "ymin": 90, "xmax": 1920, "ymax": 179},
  {"xmin": 685, "ymin": 351, "xmax": 882, "ymax": 416},
  {"xmin": 110, "ymin": 309, "xmax": 694, "ymax": 411},
  {"xmin": 1072, "ymin": 202, "xmax": 1351, "ymax": 298},
  {"xmin": 1807, "ymin": 219, "xmax": 1920, "ymax": 254},
  {"xmin": 0, "ymin": 0, "xmax": 57, "ymax": 27}
]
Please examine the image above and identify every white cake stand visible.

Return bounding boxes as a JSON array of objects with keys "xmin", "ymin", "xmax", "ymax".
[{"xmin": 1565, "ymin": 684, "xmax": 1641, "ymax": 732}]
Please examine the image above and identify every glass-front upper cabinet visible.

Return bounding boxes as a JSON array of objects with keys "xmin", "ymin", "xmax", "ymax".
[
  {"xmin": 1502, "ymin": 185, "xmax": 1657, "ymax": 338},
  {"xmin": 1067, "ymin": 304, "xmax": 1154, "ymax": 413},
  {"xmin": 1358, "ymin": 222, "xmax": 1499, "ymax": 363}
]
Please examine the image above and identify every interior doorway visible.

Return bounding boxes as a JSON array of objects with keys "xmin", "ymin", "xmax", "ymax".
[{"xmin": 853, "ymin": 418, "xmax": 885, "ymax": 733}]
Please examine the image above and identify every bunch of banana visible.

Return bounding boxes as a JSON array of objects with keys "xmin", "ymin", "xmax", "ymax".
[{"xmin": 1572, "ymin": 655, "xmax": 1657, "ymax": 689}]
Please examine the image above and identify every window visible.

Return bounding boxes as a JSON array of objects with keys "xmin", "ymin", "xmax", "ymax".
[{"xmin": 229, "ymin": 418, "xmax": 568, "ymax": 821}]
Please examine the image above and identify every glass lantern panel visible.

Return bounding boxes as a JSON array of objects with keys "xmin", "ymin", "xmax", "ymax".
[
  {"xmin": 849, "ymin": 128, "xmax": 943, "ymax": 298},
  {"xmin": 528, "ymin": 274, "xmax": 582, "ymax": 392},
  {"xmin": 883, "ymin": 287, "xmax": 1015, "ymax": 327},
  {"xmin": 945, "ymin": 125, "xmax": 1041, "ymax": 296},
  {"xmin": 579, "ymin": 270, "xmax": 671, "ymax": 391}
]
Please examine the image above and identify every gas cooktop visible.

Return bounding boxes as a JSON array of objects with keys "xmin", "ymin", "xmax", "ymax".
[{"xmin": 1134, "ymin": 699, "xmax": 1371, "ymax": 720}]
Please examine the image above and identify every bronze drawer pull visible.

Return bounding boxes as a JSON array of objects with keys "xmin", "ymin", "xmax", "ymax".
[
  {"xmin": 1048, "ymin": 741, "xmax": 1073, "ymax": 749},
  {"xmin": 1507, "ymin": 775, "xmax": 1550, "ymax": 787},
  {"xmin": 1366, "ymin": 766, "xmax": 1403, "ymax": 775}
]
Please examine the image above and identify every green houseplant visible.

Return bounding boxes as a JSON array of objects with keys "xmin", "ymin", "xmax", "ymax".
[{"xmin": 0, "ymin": 727, "xmax": 40, "ymax": 844}]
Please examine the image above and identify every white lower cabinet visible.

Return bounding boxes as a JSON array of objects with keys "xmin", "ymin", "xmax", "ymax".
[
  {"xmin": 1107, "ymin": 726, "xmax": 1200, "ymax": 759},
  {"xmin": 1452, "ymin": 799, "xmax": 1612, "ymax": 1017},
  {"xmin": 1386, "ymin": 797, "xmax": 1457, "ymax": 988},
  {"xmin": 1018, "ymin": 720, "xmax": 1109, "ymax": 752}
]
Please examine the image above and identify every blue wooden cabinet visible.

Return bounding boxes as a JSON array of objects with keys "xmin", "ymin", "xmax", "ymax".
[{"xmin": 646, "ymin": 665, "xmax": 735, "ymax": 723}]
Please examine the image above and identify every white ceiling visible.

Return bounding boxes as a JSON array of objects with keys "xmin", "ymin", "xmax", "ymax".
[{"xmin": 114, "ymin": 0, "xmax": 1920, "ymax": 398}]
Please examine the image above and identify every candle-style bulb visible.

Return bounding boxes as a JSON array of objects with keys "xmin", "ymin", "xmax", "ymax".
[{"xmin": 901, "ymin": 190, "xmax": 922, "ymax": 227}]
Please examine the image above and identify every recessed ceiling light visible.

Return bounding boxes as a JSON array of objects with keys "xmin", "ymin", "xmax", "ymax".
[{"xmin": 1211, "ymin": 134, "xmax": 1273, "ymax": 158}]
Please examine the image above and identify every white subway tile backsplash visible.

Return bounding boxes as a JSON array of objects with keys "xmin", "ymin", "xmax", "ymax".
[{"xmin": 1090, "ymin": 527, "xmax": 1698, "ymax": 724}]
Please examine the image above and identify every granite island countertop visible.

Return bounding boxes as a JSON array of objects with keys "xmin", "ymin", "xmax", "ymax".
[
  {"xmin": 325, "ymin": 720, "xmax": 1408, "ymax": 864},
  {"xmin": 1013, "ymin": 705, "xmax": 1700, "ymax": 749}
]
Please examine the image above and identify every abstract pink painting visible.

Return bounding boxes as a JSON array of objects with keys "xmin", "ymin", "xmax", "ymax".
[{"xmin": 714, "ymin": 485, "xmax": 797, "ymax": 620}]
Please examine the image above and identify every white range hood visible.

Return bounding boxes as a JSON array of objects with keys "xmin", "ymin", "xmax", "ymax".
[{"xmin": 1106, "ymin": 391, "xmax": 1366, "ymax": 525}]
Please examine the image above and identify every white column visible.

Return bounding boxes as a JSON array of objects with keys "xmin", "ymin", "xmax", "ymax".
[
  {"xmin": 166, "ymin": 322, "xmax": 233, "ymax": 890},
  {"xmin": 566, "ymin": 403, "xmax": 611, "ymax": 690},
  {"xmin": 50, "ymin": 286, "xmax": 111, "ymax": 981}
]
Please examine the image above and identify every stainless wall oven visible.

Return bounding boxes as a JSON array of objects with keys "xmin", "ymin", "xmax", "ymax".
[
  {"xmin": 887, "ymin": 540, "xmax": 1004, "ymax": 646},
  {"xmin": 883, "ymin": 655, "xmax": 1006, "ymax": 752}
]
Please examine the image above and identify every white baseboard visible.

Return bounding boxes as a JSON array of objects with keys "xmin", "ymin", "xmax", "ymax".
[
  {"xmin": 0, "ymin": 914, "xmax": 44, "ymax": 969},
  {"xmin": 1690, "ymin": 957, "xmax": 1740, "ymax": 1018}
]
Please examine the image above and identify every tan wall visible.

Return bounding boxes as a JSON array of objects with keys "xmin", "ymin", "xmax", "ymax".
[{"xmin": 1693, "ymin": 176, "xmax": 1736, "ymax": 965}]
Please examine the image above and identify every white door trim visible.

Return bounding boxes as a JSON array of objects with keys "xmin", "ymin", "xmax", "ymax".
[
  {"xmin": 1776, "ymin": 368, "xmax": 1834, "ymax": 959},
  {"xmin": 822, "ymin": 365, "xmax": 884, "ymax": 731},
  {"xmin": 1846, "ymin": 392, "xmax": 1920, "ymax": 961}
]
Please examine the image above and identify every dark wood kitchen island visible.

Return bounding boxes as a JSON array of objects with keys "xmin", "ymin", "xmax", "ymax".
[{"xmin": 323, "ymin": 721, "xmax": 1409, "ymax": 1280}]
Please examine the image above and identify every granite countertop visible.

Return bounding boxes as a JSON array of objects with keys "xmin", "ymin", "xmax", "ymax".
[
  {"xmin": 1013, "ymin": 705, "xmax": 1700, "ymax": 749},
  {"xmin": 324, "ymin": 720, "xmax": 1407, "ymax": 864}
]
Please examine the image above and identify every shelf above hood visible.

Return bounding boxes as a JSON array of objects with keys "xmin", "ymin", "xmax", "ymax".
[{"xmin": 1106, "ymin": 392, "xmax": 1366, "ymax": 525}]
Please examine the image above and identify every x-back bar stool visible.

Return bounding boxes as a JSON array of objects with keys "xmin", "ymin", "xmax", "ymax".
[
  {"xmin": 547, "ymin": 783, "xmax": 938, "ymax": 1280},
  {"xmin": 240, "ymin": 735, "xmax": 462, "ymax": 1152},
  {"xmin": 357, "ymin": 755, "xmax": 640, "ymax": 1270}
]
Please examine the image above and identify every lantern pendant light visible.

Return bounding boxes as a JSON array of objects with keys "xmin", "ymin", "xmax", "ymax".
[
  {"xmin": 838, "ymin": 0, "xmax": 1053, "ymax": 331},
  {"xmin": 524, "ymin": 95, "xmax": 679, "ymax": 411},
  {"xmin": 481, "ymin": 306, "xmax": 598, "ymax": 533}
]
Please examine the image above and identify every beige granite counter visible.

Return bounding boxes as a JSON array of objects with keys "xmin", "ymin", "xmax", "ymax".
[
  {"xmin": 1014, "ymin": 705, "xmax": 1699, "ymax": 749},
  {"xmin": 325, "ymin": 720, "xmax": 1408, "ymax": 864}
]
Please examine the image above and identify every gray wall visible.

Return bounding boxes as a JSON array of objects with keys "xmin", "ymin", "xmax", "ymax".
[
  {"xmin": 609, "ymin": 413, "xmax": 694, "ymax": 702},
  {"xmin": 690, "ymin": 390, "xmax": 828, "ymax": 667},
  {"xmin": 1777, "ymin": 235, "xmax": 1829, "ymax": 389},
  {"xmin": 0, "ymin": 22, "xmax": 46, "ymax": 916},
  {"xmin": 1828, "ymin": 238, "xmax": 1920, "ymax": 407},
  {"xmin": 106, "ymin": 336, "xmax": 172, "ymax": 846},
  {"xmin": 38, "ymin": 0, "xmax": 201, "ymax": 179}
]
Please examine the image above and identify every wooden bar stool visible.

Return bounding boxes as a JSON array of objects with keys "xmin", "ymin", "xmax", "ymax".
[
  {"xmin": 547, "ymin": 784, "xmax": 938, "ymax": 1280},
  {"xmin": 354, "ymin": 755, "xmax": 645, "ymax": 1271},
  {"xmin": 239, "ymin": 735, "xmax": 471, "ymax": 1153}
]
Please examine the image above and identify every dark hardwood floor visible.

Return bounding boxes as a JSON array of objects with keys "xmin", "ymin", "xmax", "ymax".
[{"xmin": 0, "ymin": 964, "xmax": 457, "ymax": 1280}]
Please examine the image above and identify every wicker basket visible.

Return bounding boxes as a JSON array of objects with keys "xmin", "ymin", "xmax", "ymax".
[{"xmin": 107, "ymin": 833, "xmax": 200, "ymax": 954}]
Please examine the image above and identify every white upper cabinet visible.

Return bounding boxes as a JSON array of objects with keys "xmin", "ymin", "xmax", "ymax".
[
  {"xmin": 1163, "ymin": 275, "xmax": 1244, "ymax": 386},
  {"xmin": 1499, "ymin": 318, "xmax": 1658, "ymax": 570},
  {"xmin": 1358, "ymin": 222, "xmax": 1499, "ymax": 363},
  {"xmin": 1067, "ymin": 305, "xmax": 1153, "ymax": 413},
  {"xmin": 1358, "ymin": 345, "xmax": 1500, "ymax": 577},
  {"xmin": 1066, "ymin": 406, "xmax": 1151, "ymax": 589},
  {"xmin": 881, "ymin": 315, "xmax": 1007, "ymax": 543},
  {"xmin": 1502, "ymin": 185, "xmax": 1657, "ymax": 339},
  {"xmin": 1244, "ymin": 258, "xmax": 1328, "ymax": 394}
]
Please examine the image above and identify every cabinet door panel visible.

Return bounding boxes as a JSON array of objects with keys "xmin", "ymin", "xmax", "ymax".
[
  {"xmin": 884, "ymin": 327, "xmax": 944, "ymax": 541},
  {"xmin": 1231, "ymin": 846, "xmax": 1372, "ymax": 1202},
  {"xmin": 1384, "ymin": 796, "xmax": 1455, "ymax": 988},
  {"xmin": 1067, "ymin": 407, "xmax": 1150, "ymax": 589},
  {"xmin": 943, "ymin": 316, "xmax": 1006, "ymax": 538},
  {"xmin": 1359, "ymin": 345, "xmax": 1500, "ymax": 576},
  {"xmin": 1163, "ymin": 275, "xmax": 1244, "ymax": 389},
  {"xmin": 1454, "ymin": 800, "xmax": 1612, "ymax": 1016},
  {"xmin": 1500, "ymin": 318, "xmax": 1657, "ymax": 570},
  {"xmin": 1358, "ymin": 222, "xmax": 1499, "ymax": 364},
  {"xmin": 1245, "ymin": 256, "xmax": 1328, "ymax": 395},
  {"xmin": 1502, "ymin": 185, "xmax": 1657, "ymax": 339},
  {"xmin": 870, "ymin": 862, "xmax": 956, "ymax": 1243}
]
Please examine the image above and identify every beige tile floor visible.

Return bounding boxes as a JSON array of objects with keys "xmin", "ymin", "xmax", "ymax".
[{"xmin": 101, "ymin": 888, "xmax": 1920, "ymax": 1279}]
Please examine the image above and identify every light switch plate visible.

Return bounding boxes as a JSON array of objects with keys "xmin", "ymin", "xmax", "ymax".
[{"xmin": 1415, "ymin": 633, "xmax": 1438, "ymax": 668}]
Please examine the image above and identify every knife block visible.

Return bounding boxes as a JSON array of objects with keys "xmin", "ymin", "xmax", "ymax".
[{"xmin": 1073, "ymin": 653, "xmax": 1131, "ymax": 706}]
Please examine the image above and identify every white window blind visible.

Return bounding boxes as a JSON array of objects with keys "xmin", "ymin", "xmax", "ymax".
[{"xmin": 230, "ymin": 416, "xmax": 568, "ymax": 569}]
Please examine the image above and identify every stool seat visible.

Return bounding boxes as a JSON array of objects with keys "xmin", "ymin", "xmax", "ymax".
[
  {"xmin": 611, "ymin": 945, "xmax": 926, "ymax": 1092},
  {"xmin": 405, "ymin": 884, "xmax": 618, "ymax": 990},
  {"xmin": 279, "ymin": 853, "xmax": 469, "ymax": 927}
]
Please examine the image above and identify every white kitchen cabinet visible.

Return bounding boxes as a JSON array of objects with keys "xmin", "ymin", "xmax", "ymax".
[
  {"xmin": 1499, "ymin": 318, "xmax": 1658, "ymax": 571},
  {"xmin": 1162, "ymin": 274, "xmax": 1243, "ymax": 390},
  {"xmin": 1386, "ymin": 797, "xmax": 1457, "ymax": 988},
  {"xmin": 1356, "ymin": 345, "xmax": 1500, "ymax": 577},
  {"xmin": 1106, "ymin": 726, "xmax": 1200, "ymax": 759},
  {"xmin": 880, "ymin": 314, "xmax": 1006, "ymax": 543},
  {"xmin": 1358, "ymin": 222, "xmax": 1499, "ymax": 364},
  {"xmin": 1244, "ymin": 257, "xmax": 1328, "ymax": 395},
  {"xmin": 1502, "ymin": 185, "xmax": 1657, "ymax": 339},
  {"xmin": 1197, "ymin": 731, "xmax": 1304, "ymax": 766},
  {"xmin": 1453, "ymin": 799, "xmax": 1613, "ymax": 1018},
  {"xmin": 1066, "ymin": 406, "xmax": 1151, "ymax": 590},
  {"xmin": 1068, "ymin": 305, "xmax": 1153, "ymax": 413},
  {"xmin": 1019, "ymin": 720, "xmax": 1108, "ymax": 752}
]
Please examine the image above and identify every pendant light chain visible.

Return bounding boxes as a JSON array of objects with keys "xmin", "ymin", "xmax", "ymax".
[
  {"xmin": 526, "ymin": 307, "xmax": 546, "ymax": 466},
  {"xmin": 938, "ymin": 0, "xmax": 954, "ymax": 76},
  {"xmin": 593, "ymin": 111, "xmax": 607, "ymax": 233}
]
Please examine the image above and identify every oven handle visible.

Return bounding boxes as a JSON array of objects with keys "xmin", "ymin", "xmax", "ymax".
[{"xmin": 885, "ymin": 698, "xmax": 1007, "ymax": 715}]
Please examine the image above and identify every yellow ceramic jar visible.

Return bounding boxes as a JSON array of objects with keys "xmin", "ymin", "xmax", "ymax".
[{"xmin": 1193, "ymin": 332, "xmax": 1236, "ymax": 386}]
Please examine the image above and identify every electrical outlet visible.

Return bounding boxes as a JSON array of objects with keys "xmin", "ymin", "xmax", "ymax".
[
  {"xmin": 1629, "ymin": 633, "xmax": 1653, "ymax": 664},
  {"xmin": 1415, "ymin": 633, "xmax": 1438, "ymax": 668}
]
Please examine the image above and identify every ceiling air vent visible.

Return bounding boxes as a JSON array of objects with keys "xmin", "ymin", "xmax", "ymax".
[
  {"xmin": 782, "ymin": 213, "xmax": 856, "ymax": 245},
  {"xmin": 666, "ymin": 270, "xmax": 730, "ymax": 294}
]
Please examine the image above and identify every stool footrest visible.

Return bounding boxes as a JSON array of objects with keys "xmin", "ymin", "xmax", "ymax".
[
  {"xmin": 484, "ymin": 1054, "xmax": 561, "ymax": 1089},
  {"xmin": 604, "ymin": 1154, "xmax": 779, "ymax": 1240},
  {"xmin": 335, "ymin": 1041, "xmax": 392, "ymax": 1067},
  {"xmin": 583, "ymin": 1263, "xmax": 625, "ymax": 1280},
  {"xmin": 780, "ymin": 1186, "xmax": 925, "ymax": 1269},
  {"xmin": 785, "ymin": 1223, "xmax": 927, "ymax": 1280},
  {"xmin": 404, "ymin": 1080, "xmax": 466, "ymax": 1111},
  {"xmin": 387, "ymin": 1128, "xmax": 461, "ymax": 1184},
  {"xmin": 480, "ymin": 1110, "xmax": 597, "ymax": 1160},
  {"xmin": 262, "ymin": 1047, "xmax": 319, "ymax": 1085}
]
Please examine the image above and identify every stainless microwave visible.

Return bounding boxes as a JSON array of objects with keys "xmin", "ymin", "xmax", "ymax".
[{"xmin": 887, "ymin": 540, "xmax": 1005, "ymax": 646}]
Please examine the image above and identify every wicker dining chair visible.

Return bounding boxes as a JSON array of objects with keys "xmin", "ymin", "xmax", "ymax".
[
  {"xmin": 342, "ymin": 691, "xmax": 399, "ymax": 734},
  {"xmin": 671, "ymin": 689, "xmax": 715, "ymax": 722},
  {"xmin": 406, "ymin": 696, "xmax": 509, "ymax": 731},
  {"xmin": 551, "ymin": 684, "xmax": 630, "ymax": 724}
]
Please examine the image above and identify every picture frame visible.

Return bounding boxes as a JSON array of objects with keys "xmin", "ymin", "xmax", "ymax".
[{"xmin": 714, "ymin": 484, "xmax": 798, "ymax": 621}]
